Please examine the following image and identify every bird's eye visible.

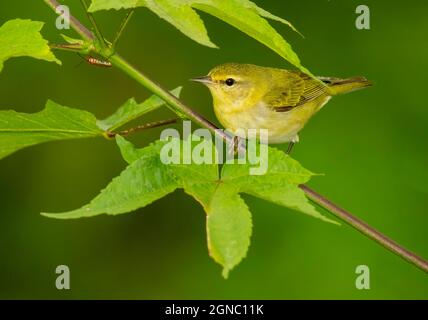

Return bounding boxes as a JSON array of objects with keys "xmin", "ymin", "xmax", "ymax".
[{"xmin": 225, "ymin": 78, "xmax": 235, "ymax": 86}]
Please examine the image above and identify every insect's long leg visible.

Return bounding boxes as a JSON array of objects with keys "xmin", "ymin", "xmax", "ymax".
[
  {"xmin": 225, "ymin": 135, "xmax": 247, "ymax": 157},
  {"xmin": 49, "ymin": 43, "xmax": 83, "ymax": 52},
  {"xmin": 75, "ymin": 53, "xmax": 87, "ymax": 68},
  {"xmin": 112, "ymin": 10, "xmax": 135, "ymax": 51}
]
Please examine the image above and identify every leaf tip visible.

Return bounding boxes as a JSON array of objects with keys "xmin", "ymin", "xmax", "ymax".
[
  {"xmin": 324, "ymin": 217, "xmax": 341, "ymax": 226},
  {"xmin": 171, "ymin": 86, "xmax": 183, "ymax": 97},
  {"xmin": 206, "ymin": 41, "xmax": 219, "ymax": 49},
  {"xmin": 198, "ymin": 38, "xmax": 219, "ymax": 49},
  {"xmin": 54, "ymin": 57, "xmax": 62, "ymax": 66},
  {"xmin": 41, "ymin": 207, "xmax": 92, "ymax": 220},
  {"xmin": 40, "ymin": 212, "xmax": 63, "ymax": 219},
  {"xmin": 221, "ymin": 268, "xmax": 230, "ymax": 279}
]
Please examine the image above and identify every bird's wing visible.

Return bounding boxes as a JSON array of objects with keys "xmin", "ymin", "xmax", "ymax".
[{"xmin": 263, "ymin": 72, "xmax": 329, "ymax": 112}]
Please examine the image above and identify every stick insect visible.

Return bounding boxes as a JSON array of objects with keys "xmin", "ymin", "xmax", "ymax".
[{"xmin": 50, "ymin": 9, "xmax": 134, "ymax": 69}]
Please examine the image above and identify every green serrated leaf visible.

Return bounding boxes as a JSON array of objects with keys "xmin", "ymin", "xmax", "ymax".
[
  {"xmin": 88, "ymin": 0, "xmax": 311, "ymax": 74},
  {"xmin": 0, "ymin": 100, "xmax": 103, "ymax": 160},
  {"xmin": 0, "ymin": 19, "xmax": 60, "ymax": 73},
  {"xmin": 98, "ymin": 87, "xmax": 182, "ymax": 131},
  {"xmin": 144, "ymin": 0, "xmax": 217, "ymax": 48},
  {"xmin": 167, "ymin": 137, "xmax": 219, "ymax": 182},
  {"xmin": 43, "ymin": 137, "xmax": 333, "ymax": 276},
  {"xmin": 167, "ymin": 137, "xmax": 219, "ymax": 207},
  {"xmin": 89, "ymin": 0, "xmax": 217, "ymax": 48},
  {"xmin": 118, "ymin": 135, "xmax": 220, "ymax": 208},
  {"xmin": 42, "ymin": 140, "xmax": 178, "ymax": 219},
  {"xmin": 206, "ymin": 184, "xmax": 252, "ymax": 278}
]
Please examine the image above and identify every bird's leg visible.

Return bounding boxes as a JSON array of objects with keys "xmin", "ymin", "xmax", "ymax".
[
  {"xmin": 227, "ymin": 135, "xmax": 245, "ymax": 157},
  {"xmin": 286, "ymin": 135, "xmax": 299, "ymax": 155},
  {"xmin": 227, "ymin": 135, "xmax": 239, "ymax": 156},
  {"xmin": 286, "ymin": 142, "xmax": 295, "ymax": 154}
]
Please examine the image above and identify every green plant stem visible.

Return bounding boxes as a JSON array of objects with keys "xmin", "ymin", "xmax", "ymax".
[{"xmin": 43, "ymin": 0, "xmax": 428, "ymax": 274}]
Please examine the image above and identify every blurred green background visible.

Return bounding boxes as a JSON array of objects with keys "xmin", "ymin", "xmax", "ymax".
[{"xmin": 0, "ymin": 0, "xmax": 427, "ymax": 299}]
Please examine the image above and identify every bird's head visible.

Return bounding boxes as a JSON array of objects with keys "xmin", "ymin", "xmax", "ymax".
[{"xmin": 191, "ymin": 63, "xmax": 268, "ymax": 112}]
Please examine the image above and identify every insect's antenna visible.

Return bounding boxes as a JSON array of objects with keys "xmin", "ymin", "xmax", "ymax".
[{"xmin": 112, "ymin": 9, "xmax": 135, "ymax": 50}]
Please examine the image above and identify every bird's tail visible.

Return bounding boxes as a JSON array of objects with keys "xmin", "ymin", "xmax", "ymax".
[{"xmin": 319, "ymin": 76, "xmax": 373, "ymax": 95}]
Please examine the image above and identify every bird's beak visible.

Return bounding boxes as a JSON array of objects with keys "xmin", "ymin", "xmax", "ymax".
[{"xmin": 190, "ymin": 75, "xmax": 213, "ymax": 85}]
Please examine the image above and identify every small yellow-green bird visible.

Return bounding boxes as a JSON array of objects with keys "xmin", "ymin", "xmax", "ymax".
[{"xmin": 192, "ymin": 63, "xmax": 372, "ymax": 149}]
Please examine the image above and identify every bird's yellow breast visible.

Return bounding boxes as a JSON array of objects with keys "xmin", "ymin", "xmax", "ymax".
[{"xmin": 213, "ymin": 95, "xmax": 331, "ymax": 143}]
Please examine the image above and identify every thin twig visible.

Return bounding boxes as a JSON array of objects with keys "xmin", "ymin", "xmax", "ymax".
[
  {"xmin": 107, "ymin": 118, "xmax": 178, "ymax": 138},
  {"xmin": 79, "ymin": 0, "xmax": 107, "ymax": 49},
  {"xmin": 112, "ymin": 10, "xmax": 135, "ymax": 49},
  {"xmin": 43, "ymin": 0, "xmax": 428, "ymax": 274},
  {"xmin": 300, "ymin": 185, "xmax": 428, "ymax": 273},
  {"xmin": 43, "ymin": 0, "xmax": 94, "ymax": 41}
]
